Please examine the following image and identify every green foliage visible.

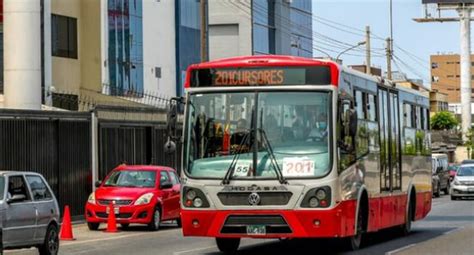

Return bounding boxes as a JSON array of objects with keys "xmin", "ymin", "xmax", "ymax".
[
  {"xmin": 466, "ymin": 128, "xmax": 474, "ymax": 159},
  {"xmin": 430, "ymin": 111, "xmax": 458, "ymax": 130}
]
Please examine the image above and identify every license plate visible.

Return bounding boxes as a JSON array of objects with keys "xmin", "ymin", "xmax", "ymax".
[
  {"xmin": 246, "ymin": 225, "xmax": 266, "ymax": 235},
  {"xmin": 106, "ymin": 206, "xmax": 119, "ymax": 215}
]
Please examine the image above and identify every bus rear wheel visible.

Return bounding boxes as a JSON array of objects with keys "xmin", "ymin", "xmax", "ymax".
[{"xmin": 216, "ymin": 238, "xmax": 240, "ymax": 254}]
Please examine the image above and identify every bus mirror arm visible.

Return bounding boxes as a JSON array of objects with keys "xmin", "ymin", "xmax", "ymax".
[{"xmin": 165, "ymin": 97, "xmax": 184, "ymax": 154}]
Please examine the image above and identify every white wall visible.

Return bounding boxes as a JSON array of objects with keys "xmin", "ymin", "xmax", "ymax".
[
  {"xmin": 208, "ymin": 0, "xmax": 252, "ymax": 60},
  {"xmin": 142, "ymin": 0, "xmax": 176, "ymax": 99}
]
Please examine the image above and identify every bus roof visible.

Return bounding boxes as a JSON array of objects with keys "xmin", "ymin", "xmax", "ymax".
[{"xmin": 185, "ymin": 55, "xmax": 340, "ymax": 88}]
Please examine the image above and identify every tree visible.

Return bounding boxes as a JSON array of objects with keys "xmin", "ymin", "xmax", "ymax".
[{"xmin": 430, "ymin": 111, "xmax": 458, "ymax": 130}]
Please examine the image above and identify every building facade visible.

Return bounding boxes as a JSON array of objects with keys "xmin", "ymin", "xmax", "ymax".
[
  {"xmin": 429, "ymin": 89, "xmax": 449, "ymax": 116},
  {"xmin": 1, "ymin": 0, "xmax": 201, "ymax": 110},
  {"xmin": 208, "ymin": 0, "xmax": 313, "ymax": 60},
  {"xmin": 431, "ymin": 54, "xmax": 474, "ymax": 103}
]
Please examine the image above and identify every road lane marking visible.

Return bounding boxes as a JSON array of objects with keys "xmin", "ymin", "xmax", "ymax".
[
  {"xmin": 385, "ymin": 227, "xmax": 463, "ymax": 255},
  {"xmin": 173, "ymin": 245, "xmax": 217, "ymax": 255},
  {"xmin": 61, "ymin": 228, "xmax": 180, "ymax": 247}
]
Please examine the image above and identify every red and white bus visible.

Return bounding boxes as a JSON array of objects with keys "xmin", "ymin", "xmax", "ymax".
[{"xmin": 171, "ymin": 55, "xmax": 432, "ymax": 253}]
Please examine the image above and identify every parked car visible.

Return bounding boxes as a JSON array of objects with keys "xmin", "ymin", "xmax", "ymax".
[
  {"xmin": 85, "ymin": 165, "xmax": 180, "ymax": 231},
  {"xmin": 0, "ymin": 171, "xmax": 60, "ymax": 255},
  {"xmin": 432, "ymin": 154, "xmax": 450, "ymax": 197},
  {"xmin": 450, "ymin": 164, "xmax": 474, "ymax": 200},
  {"xmin": 461, "ymin": 159, "xmax": 474, "ymax": 165},
  {"xmin": 448, "ymin": 163, "xmax": 460, "ymax": 182}
]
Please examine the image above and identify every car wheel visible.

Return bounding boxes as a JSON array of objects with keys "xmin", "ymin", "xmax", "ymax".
[
  {"xmin": 121, "ymin": 223, "xmax": 130, "ymax": 229},
  {"xmin": 38, "ymin": 224, "xmax": 59, "ymax": 255},
  {"xmin": 216, "ymin": 238, "xmax": 240, "ymax": 254},
  {"xmin": 87, "ymin": 222, "xmax": 100, "ymax": 231},
  {"xmin": 444, "ymin": 181, "xmax": 450, "ymax": 195},
  {"xmin": 148, "ymin": 208, "xmax": 161, "ymax": 231}
]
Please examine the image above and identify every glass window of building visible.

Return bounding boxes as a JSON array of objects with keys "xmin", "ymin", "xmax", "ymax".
[
  {"xmin": 51, "ymin": 14, "xmax": 78, "ymax": 59},
  {"xmin": 107, "ymin": 0, "xmax": 144, "ymax": 96},
  {"xmin": 252, "ymin": 0, "xmax": 275, "ymax": 55}
]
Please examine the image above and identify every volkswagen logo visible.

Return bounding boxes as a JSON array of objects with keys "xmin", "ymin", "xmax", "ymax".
[{"xmin": 248, "ymin": 192, "xmax": 261, "ymax": 206}]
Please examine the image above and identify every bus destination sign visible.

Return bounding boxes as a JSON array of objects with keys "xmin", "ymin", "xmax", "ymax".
[{"xmin": 190, "ymin": 66, "xmax": 331, "ymax": 87}]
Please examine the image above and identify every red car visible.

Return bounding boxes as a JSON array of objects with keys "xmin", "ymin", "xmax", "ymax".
[{"xmin": 85, "ymin": 165, "xmax": 181, "ymax": 231}]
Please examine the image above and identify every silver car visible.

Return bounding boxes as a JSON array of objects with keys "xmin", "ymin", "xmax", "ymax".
[
  {"xmin": 450, "ymin": 164, "xmax": 474, "ymax": 200},
  {"xmin": 0, "ymin": 171, "xmax": 60, "ymax": 255}
]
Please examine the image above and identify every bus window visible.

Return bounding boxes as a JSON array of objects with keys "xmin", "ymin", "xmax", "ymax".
[
  {"xmin": 367, "ymin": 94, "xmax": 377, "ymax": 122},
  {"xmin": 355, "ymin": 90, "xmax": 365, "ymax": 119},
  {"xmin": 403, "ymin": 103, "xmax": 412, "ymax": 128}
]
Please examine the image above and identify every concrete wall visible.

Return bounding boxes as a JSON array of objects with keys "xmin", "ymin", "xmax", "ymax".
[
  {"xmin": 51, "ymin": 0, "xmax": 81, "ymax": 94},
  {"xmin": 142, "ymin": 0, "xmax": 176, "ymax": 98},
  {"xmin": 208, "ymin": 0, "xmax": 252, "ymax": 60}
]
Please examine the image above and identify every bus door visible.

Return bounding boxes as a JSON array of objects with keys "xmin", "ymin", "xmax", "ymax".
[{"xmin": 378, "ymin": 88, "xmax": 401, "ymax": 191}]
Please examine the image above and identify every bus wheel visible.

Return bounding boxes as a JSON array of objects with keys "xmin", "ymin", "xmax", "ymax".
[
  {"xmin": 347, "ymin": 206, "xmax": 364, "ymax": 250},
  {"xmin": 216, "ymin": 238, "xmax": 240, "ymax": 254},
  {"xmin": 400, "ymin": 198, "xmax": 413, "ymax": 236}
]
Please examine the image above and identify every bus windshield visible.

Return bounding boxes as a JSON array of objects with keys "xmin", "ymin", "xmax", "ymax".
[{"xmin": 184, "ymin": 91, "xmax": 332, "ymax": 180}]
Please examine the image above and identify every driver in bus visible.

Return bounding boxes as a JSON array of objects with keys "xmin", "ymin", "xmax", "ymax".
[{"xmin": 307, "ymin": 112, "xmax": 328, "ymax": 142}]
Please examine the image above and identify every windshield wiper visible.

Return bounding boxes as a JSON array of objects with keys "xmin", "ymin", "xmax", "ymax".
[
  {"xmin": 221, "ymin": 130, "xmax": 251, "ymax": 185},
  {"xmin": 258, "ymin": 127, "xmax": 288, "ymax": 185},
  {"xmin": 222, "ymin": 108, "xmax": 256, "ymax": 185}
]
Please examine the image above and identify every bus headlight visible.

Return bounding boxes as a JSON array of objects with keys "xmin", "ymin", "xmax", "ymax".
[
  {"xmin": 183, "ymin": 187, "xmax": 210, "ymax": 208},
  {"xmin": 316, "ymin": 189, "xmax": 327, "ymax": 200},
  {"xmin": 308, "ymin": 197, "xmax": 319, "ymax": 208},
  {"xmin": 301, "ymin": 186, "xmax": 331, "ymax": 208}
]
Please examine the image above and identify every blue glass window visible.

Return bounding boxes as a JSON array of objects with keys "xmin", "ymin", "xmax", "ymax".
[
  {"xmin": 108, "ymin": 0, "xmax": 143, "ymax": 96},
  {"xmin": 252, "ymin": 0, "xmax": 275, "ymax": 55}
]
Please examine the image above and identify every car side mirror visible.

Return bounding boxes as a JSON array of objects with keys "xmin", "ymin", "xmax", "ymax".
[
  {"xmin": 7, "ymin": 194, "xmax": 26, "ymax": 204},
  {"xmin": 95, "ymin": 180, "xmax": 102, "ymax": 188},
  {"xmin": 160, "ymin": 181, "xmax": 173, "ymax": 190}
]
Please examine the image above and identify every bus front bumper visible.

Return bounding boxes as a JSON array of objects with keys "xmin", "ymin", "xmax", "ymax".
[{"xmin": 181, "ymin": 200, "xmax": 357, "ymax": 238}]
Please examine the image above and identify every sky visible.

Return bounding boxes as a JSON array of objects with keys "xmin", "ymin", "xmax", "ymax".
[{"xmin": 312, "ymin": 0, "xmax": 461, "ymax": 85}]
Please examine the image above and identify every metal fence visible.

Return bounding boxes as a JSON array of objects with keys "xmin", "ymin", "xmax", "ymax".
[
  {"xmin": 0, "ymin": 106, "xmax": 180, "ymax": 218},
  {"xmin": 0, "ymin": 110, "xmax": 91, "ymax": 217}
]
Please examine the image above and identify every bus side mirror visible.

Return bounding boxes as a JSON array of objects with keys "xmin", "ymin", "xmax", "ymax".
[
  {"xmin": 167, "ymin": 100, "xmax": 179, "ymax": 138},
  {"xmin": 164, "ymin": 137, "xmax": 176, "ymax": 154}
]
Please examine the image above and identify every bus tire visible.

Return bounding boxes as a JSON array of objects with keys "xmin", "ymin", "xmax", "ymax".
[
  {"xmin": 400, "ymin": 191, "xmax": 415, "ymax": 236},
  {"xmin": 434, "ymin": 182, "xmax": 441, "ymax": 198},
  {"xmin": 216, "ymin": 238, "xmax": 240, "ymax": 254},
  {"xmin": 347, "ymin": 196, "xmax": 367, "ymax": 251}
]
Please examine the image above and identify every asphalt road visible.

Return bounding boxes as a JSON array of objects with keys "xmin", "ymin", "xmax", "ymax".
[{"xmin": 7, "ymin": 195, "xmax": 474, "ymax": 255}]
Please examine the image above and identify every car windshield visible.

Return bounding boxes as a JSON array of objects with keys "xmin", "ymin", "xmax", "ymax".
[
  {"xmin": 104, "ymin": 170, "xmax": 156, "ymax": 188},
  {"xmin": 448, "ymin": 165, "xmax": 459, "ymax": 171},
  {"xmin": 457, "ymin": 166, "xmax": 474, "ymax": 177},
  {"xmin": 0, "ymin": 176, "xmax": 4, "ymax": 200},
  {"xmin": 184, "ymin": 91, "xmax": 332, "ymax": 179}
]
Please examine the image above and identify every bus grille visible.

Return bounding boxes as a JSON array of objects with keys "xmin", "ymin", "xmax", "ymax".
[
  {"xmin": 217, "ymin": 192, "xmax": 292, "ymax": 206},
  {"xmin": 221, "ymin": 215, "xmax": 292, "ymax": 234}
]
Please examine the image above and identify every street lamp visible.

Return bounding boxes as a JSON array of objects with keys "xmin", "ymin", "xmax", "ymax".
[{"xmin": 335, "ymin": 41, "xmax": 366, "ymax": 62}]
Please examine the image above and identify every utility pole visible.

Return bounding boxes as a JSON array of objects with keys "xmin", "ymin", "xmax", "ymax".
[
  {"xmin": 200, "ymin": 0, "xmax": 208, "ymax": 62},
  {"xmin": 459, "ymin": 7, "xmax": 472, "ymax": 142},
  {"xmin": 366, "ymin": 26, "xmax": 371, "ymax": 75},
  {"xmin": 386, "ymin": 38, "xmax": 392, "ymax": 80},
  {"xmin": 414, "ymin": 2, "xmax": 472, "ymax": 142}
]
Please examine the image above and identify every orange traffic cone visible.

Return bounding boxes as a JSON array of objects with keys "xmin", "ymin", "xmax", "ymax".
[
  {"xmin": 59, "ymin": 205, "xmax": 75, "ymax": 240},
  {"xmin": 105, "ymin": 202, "xmax": 119, "ymax": 233}
]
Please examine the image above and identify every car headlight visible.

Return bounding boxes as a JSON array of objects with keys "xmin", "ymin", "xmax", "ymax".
[
  {"xmin": 134, "ymin": 193, "xmax": 154, "ymax": 205},
  {"xmin": 88, "ymin": 192, "xmax": 96, "ymax": 204},
  {"xmin": 453, "ymin": 179, "xmax": 460, "ymax": 185}
]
